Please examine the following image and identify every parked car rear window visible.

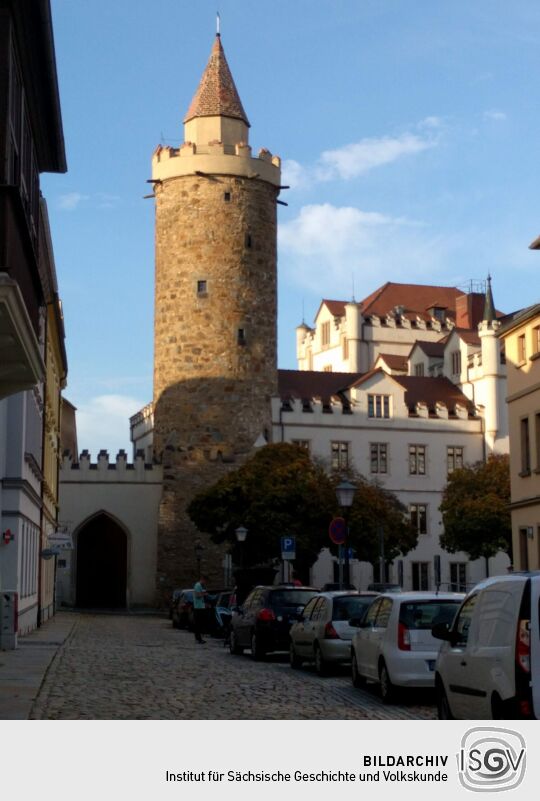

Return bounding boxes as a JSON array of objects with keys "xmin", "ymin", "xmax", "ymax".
[
  {"xmin": 181, "ymin": 591, "xmax": 193, "ymax": 602},
  {"xmin": 399, "ymin": 600, "xmax": 460, "ymax": 629},
  {"xmin": 270, "ymin": 590, "xmax": 316, "ymax": 607},
  {"xmin": 332, "ymin": 596, "xmax": 373, "ymax": 621}
]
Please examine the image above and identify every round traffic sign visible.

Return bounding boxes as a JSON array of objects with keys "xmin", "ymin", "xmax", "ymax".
[{"xmin": 329, "ymin": 517, "xmax": 347, "ymax": 545}]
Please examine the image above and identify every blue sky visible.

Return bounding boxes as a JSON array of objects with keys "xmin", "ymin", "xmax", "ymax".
[{"xmin": 43, "ymin": 0, "xmax": 540, "ymax": 456}]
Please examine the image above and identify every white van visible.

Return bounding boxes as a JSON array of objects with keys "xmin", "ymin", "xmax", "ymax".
[{"xmin": 433, "ymin": 572, "xmax": 540, "ymax": 719}]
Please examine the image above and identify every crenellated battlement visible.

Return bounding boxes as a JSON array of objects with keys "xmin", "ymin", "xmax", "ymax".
[
  {"xmin": 60, "ymin": 449, "xmax": 163, "ymax": 482},
  {"xmin": 152, "ymin": 141, "xmax": 281, "ymax": 187}
]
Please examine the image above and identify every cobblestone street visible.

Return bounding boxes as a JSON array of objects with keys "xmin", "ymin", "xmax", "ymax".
[{"xmin": 29, "ymin": 614, "xmax": 436, "ymax": 720}]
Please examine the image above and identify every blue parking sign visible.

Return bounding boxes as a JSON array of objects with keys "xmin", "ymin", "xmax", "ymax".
[{"xmin": 281, "ymin": 536, "xmax": 296, "ymax": 560}]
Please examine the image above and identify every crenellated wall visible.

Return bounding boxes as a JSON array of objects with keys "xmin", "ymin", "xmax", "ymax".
[{"xmin": 57, "ymin": 449, "xmax": 162, "ymax": 608}]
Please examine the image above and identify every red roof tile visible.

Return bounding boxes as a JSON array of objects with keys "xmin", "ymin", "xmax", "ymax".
[
  {"xmin": 392, "ymin": 376, "xmax": 474, "ymax": 413},
  {"xmin": 452, "ymin": 328, "xmax": 481, "ymax": 347},
  {"xmin": 278, "ymin": 369, "xmax": 362, "ymax": 400},
  {"xmin": 360, "ymin": 282, "xmax": 462, "ymax": 317},
  {"xmin": 375, "ymin": 353, "xmax": 408, "ymax": 371},
  {"xmin": 411, "ymin": 340, "xmax": 446, "ymax": 358},
  {"xmin": 184, "ymin": 35, "xmax": 250, "ymax": 125}
]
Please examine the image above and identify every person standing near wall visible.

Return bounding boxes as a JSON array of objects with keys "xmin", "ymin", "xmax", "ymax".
[{"xmin": 192, "ymin": 575, "xmax": 207, "ymax": 644}]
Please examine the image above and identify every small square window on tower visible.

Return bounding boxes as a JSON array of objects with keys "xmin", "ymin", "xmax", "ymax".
[
  {"xmin": 197, "ymin": 280, "xmax": 207, "ymax": 296},
  {"xmin": 224, "ymin": 191, "xmax": 231, "ymax": 202},
  {"xmin": 237, "ymin": 328, "xmax": 246, "ymax": 346}
]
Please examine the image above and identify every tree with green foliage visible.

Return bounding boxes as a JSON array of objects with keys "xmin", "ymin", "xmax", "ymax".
[
  {"xmin": 187, "ymin": 444, "xmax": 418, "ymax": 581},
  {"xmin": 187, "ymin": 443, "xmax": 337, "ymax": 578},
  {"xmin": 345, "ymin": 475, "xmax": 419, "ymax": 573},
  {"xmin": 440, "ymin": 454, "xmax": 511, "ymax": 566}
]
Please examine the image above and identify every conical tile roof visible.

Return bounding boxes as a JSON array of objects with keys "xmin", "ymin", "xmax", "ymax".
[{"xmin": 184, "ymin": 35, "xmax": 250, "ymax": 126}]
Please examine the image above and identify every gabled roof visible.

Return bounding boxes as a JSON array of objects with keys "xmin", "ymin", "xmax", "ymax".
[
  {"xmin": 313, "ymin": 299, "xmax": 348, "ymax": 321},
  {"xmin": 392, "ymin": 376, "xmax": 474, "ymax": 414},
  {"xmin": 450, "ymin": 328, "xmax": 481, "ymax": 347},
  {"xmin": 409, "ymin": 340, "xmax": 445, "ymax": 358},
  {"xmin": 375, "ymin": 353, "xmax": 408, "ymax": 372},
  {"xmin": 184, "ymin": 35, "xmax": 250, "ymax": 125},
  {"xmin": 359, "ymin": 282, "xmax": 461, "ymax": 318},
  {"xmin": 278, "ymin": 369, "xmax": 362, "ymax": 400}
]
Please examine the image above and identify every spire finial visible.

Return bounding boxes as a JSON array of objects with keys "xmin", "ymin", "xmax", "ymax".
[
  {"xmin": 216, "ymin": 12, "xmax": 220, "ymax": 36},
  {"xmin": 483, "ymin": 273, "xmax": 495, "ymax": 324},
  {"xmin": 352, "ymin": 274, "xmax": 356, "ymax": 303}
]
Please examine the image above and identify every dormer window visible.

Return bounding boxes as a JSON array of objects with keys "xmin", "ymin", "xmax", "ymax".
[{"xmin": 368, "ymin": 394, "xmax": 390, "ymax": 419}]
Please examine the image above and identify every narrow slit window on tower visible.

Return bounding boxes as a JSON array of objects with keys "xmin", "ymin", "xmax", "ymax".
[
  {"xmin": 197, "ymin": 280, "xmax": 207, "ymax": 296},
  {"xmin": 245, "ymin": 233, "xmax": 252, "ymax": 248},
  {"xmin": 224, "ymin": 191, "xmax": 231, "ymax": 202},
  {"xmin": 237, "ymin": 328, "xmax": 246, "ymax": 346}
]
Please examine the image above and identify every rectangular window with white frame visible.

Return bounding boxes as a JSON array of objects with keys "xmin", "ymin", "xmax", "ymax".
[
  {"xmin": 292, "ymin": 439, "xmax": 310, "ymax": 452},
  {"xmin": 412, "ymin": 562, "xmax": 429, "ymax": 591},
  {"xmin": 447, "ymin": 446, "xmax": 464, "ymax": 474},
  {"xmin": 367, "ymin": 394, "xmax": 391, "ymax": 418},
  {"xmin": 449, "ymin": 562, "xmax": 467, "ymax": 593},
  {"xmin": 410, "ymin": 503, "xmax": 428, "ymax": 535},
  {"xmin": 370, "ymin": 443, "xmax": 388, "ymax": 474},
  {"xmin": 409, "ymin": 444, "xmax": 426, "ymax": 475},
  {"xmin": 331, "ymin": 441, "xmax": 349, "ymax": 471}
]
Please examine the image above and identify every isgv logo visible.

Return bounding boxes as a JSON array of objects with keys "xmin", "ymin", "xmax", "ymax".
[{"xmin": 458, "ymin": 727, "xmax": 526, "ymax": 792}]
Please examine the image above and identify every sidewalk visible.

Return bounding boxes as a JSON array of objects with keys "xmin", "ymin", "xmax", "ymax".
[{"xmin": 0, "ymin": 612, "xmax": 77, "ymax": 719}]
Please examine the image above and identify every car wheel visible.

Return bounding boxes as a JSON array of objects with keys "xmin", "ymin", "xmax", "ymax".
[
  {"xmin": 314, "ymin": 643, "xmax": 328, "ymax": 677},
  {"xmin": 251, "ymin": 632, "xmax": 265, "ymax": 661},
  {"xmin": 351, "ymin": 651, "xmax": 366, "ymax": 688},
  {"xmin": 436, "ymin": 679, "xmax": 454, "ymax": 719},
  {"xmin": 229, "ymin": 629, "xmax": 243, "ymax": 656},
  {"xmin": 379, "ymin": 661, "xmax": 396, "ymax": 703},
  {"xmin": 290, "ymin": 642, "xmax": 302, "ymax": 669}
]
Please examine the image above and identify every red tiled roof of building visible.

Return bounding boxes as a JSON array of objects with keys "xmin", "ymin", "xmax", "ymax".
[
  {"xmin": 410, "ymin": 340, "xmax": 446, "ymax": 358},
  {"xmin": 360, "ymin": 282, "xmax": 462, "ymax": 317},
  {"xmin": 452, "ymin": 328, "xmax": 481, "ymax": 347},
  {"xmin": 392, "ymin": 376, "xmax": 474, "ymax": 413},
  {"xmin": 375, "ymin": 353, "xmax": 408, "ymax": 371},
  {"xmin": 184, "ymin": 35, "xmax": 250, "ymax": 125},
  {"xmin": 318, "ymin": 299, "xmax": 347, "ymax": 318},
  {"xmin": 278, "ymin": 369, "xmax": 362, "ymax": 400}
]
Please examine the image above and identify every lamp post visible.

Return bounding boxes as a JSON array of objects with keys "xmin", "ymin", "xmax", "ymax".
[
  {"xmin": 235, "ymin": 525, "xmax": 248, "ymax": 570},
  {"xmin": 336, "ymin": 480, "xmax": 355, "ymax": 589}
]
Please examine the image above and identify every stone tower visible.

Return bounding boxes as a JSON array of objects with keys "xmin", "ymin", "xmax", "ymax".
[{"xmin": 152, "ymin": 34, "xmax": 282, "ymax": 596}]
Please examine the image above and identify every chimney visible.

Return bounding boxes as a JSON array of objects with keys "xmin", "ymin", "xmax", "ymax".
[{"xmin": 455, "ymin": 292, "xmax": 485, "ymax": 329}]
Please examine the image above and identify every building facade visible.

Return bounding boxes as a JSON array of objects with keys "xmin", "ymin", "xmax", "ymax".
[
  {"xmin": 151, "ymin": 34, "xmax": 283, "ymax": 598},
  {"xmin": 0, "ymin": 0, "xmax": 67, "ymax": 639},
  {"xmin": 498, "ymin": 304, "xmax": 540, "ymax": 571}
]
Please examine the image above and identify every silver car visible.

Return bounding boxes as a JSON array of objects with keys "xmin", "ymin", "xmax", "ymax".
[
  {"xmin": 351, "ymin": 591, "xmax": 464, "ymax": 702},
  {"xmin": 289, "ymin": 591, "xmax": 377, "ymax": 676}
]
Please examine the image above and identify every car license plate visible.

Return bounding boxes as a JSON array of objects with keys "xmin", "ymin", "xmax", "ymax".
[{"xmin": 427, "ymin": 660, "xmax": 436, "ymax": 671}]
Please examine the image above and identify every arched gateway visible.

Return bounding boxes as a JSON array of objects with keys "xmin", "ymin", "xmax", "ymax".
[{"xmin": 76, "ymin": 513, "xmax": 127, "ymax": 608}]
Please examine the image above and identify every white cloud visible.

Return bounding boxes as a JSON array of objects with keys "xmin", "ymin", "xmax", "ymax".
[
  {"xmin": 279, "ymin": 203, "xmax": 456, "ymax": 296},
  {"xmin": 283, "ymin": 122, "xmax": 439, "ymax": 190},
  {"xmin": 483, "ymin": 109, "xmax": 507, "ymax": 121},
  {"xmin": 58, "ymin": 192, "xmax": 89, "ymax": 211},
  {"xmin": 75, "ymin": 394, "xmax": 146, "ymax": 458},
  {"xmin": 316, "ymin": 133, "xmax": 435, "ymax": 182}
]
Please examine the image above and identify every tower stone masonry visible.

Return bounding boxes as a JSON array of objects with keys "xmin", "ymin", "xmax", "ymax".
[{"xmin": 152, "ymin": 34, "xmax": 282, "ymax": 597}]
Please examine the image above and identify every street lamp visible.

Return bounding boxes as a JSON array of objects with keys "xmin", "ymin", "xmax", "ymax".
[
  {"xmin": 235, "ymin": 525, "xmax": 248, "ymax": 572},
  {"xmin": 335, "ymin": 480, "xmax": 355, "ymax": 589}
]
